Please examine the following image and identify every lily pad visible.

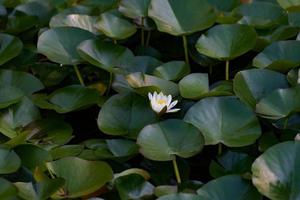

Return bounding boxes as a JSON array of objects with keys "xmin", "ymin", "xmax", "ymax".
[
  {"xmin": 49, "ymin": 13, "xmax": 98, "ymax": 34},
  {"xmin": 196, "ymin": 24, "xmax": 257, "ymax": 60},
  {"xmin": 119, "ymin": 0, "xmax": 150, "ymax": 18},
  {"xmin": 157, "ymin": 193, "xmax": 200, "ymax": 200},
  {"xmin": 0, "ymin": 86, "xmax": 24, "ymax": 109},
  {"xmin": 0, "ymin": 69, "xmax": 44, "ymax": 95},
  {"xmin": 0, "ymin": 33, "xmax": 23, "ymax": 65},
  {"xmin": 0, "ymin": 178, "xmax": 18, "ymax": 199},
  {"xmin": 234, "ymin": 2, "xmax": 286, "ymax": 29},
  {"xmin": 197, "ymin": 175, "xmax": 262, "ymax": 200},
  {"xmin": 33, "ymin": 85, "xmax": 101, "ymax": 113},
  {"xmin": 179, "ymin": 73, "xmax": 209, "ymax": 99},
  {"xmin": 233, "ymin": 69, "xmax": 289, "ymax": 108},
  {"xmin": 184, "ymin": 96, "xmax": 261, "ymax": 147},
  {"xmin": 46, "ymin": 157, "xmax": 113, "ymax": 199},
  {"xmin": 77, "ymin": 39, "xmax": 134, "ymax": 72},
  {"xmin": 153, "ymin": 61, "xmax": 190, "ymax": 81},
  {"xmin": 277, "ymin": 0, "xmax": 300, "ymax": 11},
  {"xmin": 256, "ymin": 85, "xmax": 300, "ymax": 119},
  {"xmin": 37, "ymin": 27, "xmax": 96, "ymax": 65},
  {"xmin": 149, "ymin": 0, "xmax": 216, "ymax": 36},
  {"xmin": 126, "ymin": 72, "xmax": 179, "ymax": 96},
  {"xmin": 14, "ymin": 144, "xmax": 51, "ymax": 171},
  {"xmin": 208, "ymin": 0, "xmax": 241, "ymax": 24},
  {"xmin": 253, "ymin": 40, "xmax": 300, "ymax": 72},
  {"xmin": 0, "ymin": 148, "xmax": 21, "ymax": 174},
  {"xmin": 95, "ymin": 10, "xmax": 137, "ymax": 40},
  {"xmin": 115, "ymin": 174, "xmax": 154, "ymax": 200},
  {"xmin": 0, "ymin": 97, "xmax": 40, "ymax": 138},
  {"xmin": 252, "ymin": 141, "xmax": 300, "ymax": 200},
  {"xmin": 137, "ymin": 119, "xmax": 204, "ymax": 161},
  {"xmin": 209, "ymin": 151, "xmax": 253, "ymax": 178},
  {"xmin": 97, "ymin": 92, "xmax": 158, "ymax": 138}
]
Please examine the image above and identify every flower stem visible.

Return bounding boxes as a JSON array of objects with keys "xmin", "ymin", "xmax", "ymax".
[
  {"xmin": 284, "ymin": 117, "xmax": 289, "ymax": 129},
  {"xmin": 113, "ymin": 39, "xmax": 117, "ymax": 44},
  {"xmin": 225, "ymin": 60, "xmax": 230, "ymax": 81},
  {"xmin": 182, "ymin": 35, "xmax": 190, "ymax": 66},
  {"xmin": 106, "ymin": 72, "xmax": 113, "ymax": 96},
  {"xmin": 73, "ymin": 65, "xmax": 85, "ymax": 86},
  {"xmin": 146, "ymin": 31, "xmax": 151, "ymax": 47},
  {"xmin": 141, "ymin": 17, "xmax": 145, "ymax": 46},
  {"xmin": 172, "ymin": 157, "xmax": 181, "ymax": 184},
  {"xmin": 218, "ymin": 143, "xmax": 222, "ymax": 156}
]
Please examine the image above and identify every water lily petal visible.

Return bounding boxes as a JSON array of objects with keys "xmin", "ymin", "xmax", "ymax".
[
  {"xmin": 166, "ymin": 108, "xmax": 180, "ymax": 113},
  {"xmin": 168, "ymin": 100, "xmax": 178, "ymax": 109}
]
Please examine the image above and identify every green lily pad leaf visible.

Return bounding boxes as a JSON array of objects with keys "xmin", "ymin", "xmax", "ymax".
[
  {"xmin": 179, "ymin": 73, "xmax": 209, "ymax": 100},
  {"xmin": 252, "ymin": 141, "xmax": 300, "ymax": 200},
  {"xmin": 33, "ymin": 85, "xmax": 101, "ymax": 113},
  {"xmin": 288, "ymin": 11, "xmax": 300, "ymax": 26},
  {"xmin": 24, "ymin": 118, "xmax": 73, "ymax": 149},
  {"xmin": 233, "ymin": 69, "xmax": 289, "ymax": 108},
  {"xmin": 119, "ymin": 0, "xmax": 150, "ymax": 18},
  {"xmin": 0, "ymin": 86, "xmax": 24, "ymax": 109},
  {"xmin": 196, "ymin": 24, "xmax": 257, "ymax": 60},
  {"xmin": 197, "ymin": 175, "xmax": 262, "ymax": 200},
  {"xmin": 31, "ymin": 62, "xmax": 71, "ymax": 87},
  {"xmin": 0, "ymin": 148, "xmax": 21, "ymax": 174},
  {"xmin": 5, "ymin": 10, "xmax": 39, "ymax": 34},
  {"xmin": 253, "ymin": 41, "xmax": 300, "ymax": 72},
  {"xmin": 0, "ymin": 97, "xmax": 40, "ymax": 138},
  {"xmin": 15, "ymin": 1, "xmax": 54, "ymax": 25},
  {"xmin": 115, "ymin": 168, "xmax": 151, "ymax": 180},
  {"xmin": 153, "ymin": 61, "xmax": 190, "ymax": 81},
  {"xmin": 115, "ymin": 174, "xmax": 154, "ymax": 200},
  {"xmin": 126, "ymin": 72, "xmax": 179, "ymax": 96},
  {"xmin": 95, "ymin": 10, "xmax": 137, "ymax": 40},
  {"xmin": 77, "ymin": 39, "xmax": 134, "ymax": 72},
  {"xmin": 157, "ymin": 193, "xmax": 200, "ymax": 200},
  {"xmin": 15, "ymin": 178, "xmax": 65, "ymax": 200},
  {"xmin": 148, "ymin": 0, "xmax": 216, "ymax": 36},
  {"xmin": 0, "ymin": 33, "xmax": 23, "ymax": 65},
  {"xmin": 37, "ymin": 27, "xmax": 96, "ymax": 65},
  {"xmin": 277, "ymin": 0, "xmax": 300, "ymax": 11},
  {"xmin": 97, "ymin": 93, "xmax": 158, "ymax": 138},
  {"xmin": 255, "ymin": 25, "xmax": 299, "ymax": 51},
  {"xmin": 184, "ymin": 96, "xmax": 261, "ymax": 147},
  {"xmin": 0, "ymin": 178, "xmax": 18, "ymax": 199},
  {"xmin": 0, "ymin": 69, "xmax": 44, "ymax": 95},
  {"xmin": 206, "ymin": 81, "xmax": 234, "ymax": 97},
  {"xmin": 50, "ymin": 13, "xmax": 98, "ymax": 34},
  {"xmin": 234, "ymin": 2, "xmax": 286, "ymax": 29},
  {"xmin": 209, "ymin": 151, "xmax": 253, "ymax": 178},
  {"xmin": 14, "ymin": 144, "xmax": 51, "ymax": 171},
  {"xmin": 256, "ymin": 85, "xmax": 300, "ymax": 120},
  {"xmin": 207, "ymin": 0, "xmax": 241, "ymax": 24},
  {"xmin": 50, "ymin": 145, "xmax": 84, "ymax": 160},
  {"xmin": 46, "ymin": 157, "xmax": 113, "ymax": 198},
  {"xmin": 137, "ymin": 119, "xmax": 204, "ymax": 161},
  {"xmin": 124, "ymin": 56, "xmax": 162, "ymax": 74},
  {"xmin": 82, "ymin": 139, "xmax": 138, "ymax": 161}
]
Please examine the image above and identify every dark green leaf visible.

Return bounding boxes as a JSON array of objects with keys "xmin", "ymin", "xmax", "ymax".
[
  {"xmin": 184, "ymin": 96, "xmax": 261, "ymax": 147},
  {"xmin": 137, "ymin": 119, "xmax": 204, "ymax": 161},
  {"xmin": 97, "ymin": 93, "xmax": 158, "ymax": 138}
]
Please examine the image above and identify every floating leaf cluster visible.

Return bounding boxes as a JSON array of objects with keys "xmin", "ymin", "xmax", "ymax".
[{"xmin": 0, "ymin": 0, "xmax": 299, "ymax": 199}]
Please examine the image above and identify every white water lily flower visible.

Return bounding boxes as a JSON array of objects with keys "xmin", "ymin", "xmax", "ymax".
[{"xmin": 148, "ymin": 91, "xmax": 180, "ymax": 114}]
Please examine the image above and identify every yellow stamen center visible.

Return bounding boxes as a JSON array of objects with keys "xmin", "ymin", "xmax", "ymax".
[{"xmin": 157, "ymin": 99, "xmax": 167, "ymax": 105}]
